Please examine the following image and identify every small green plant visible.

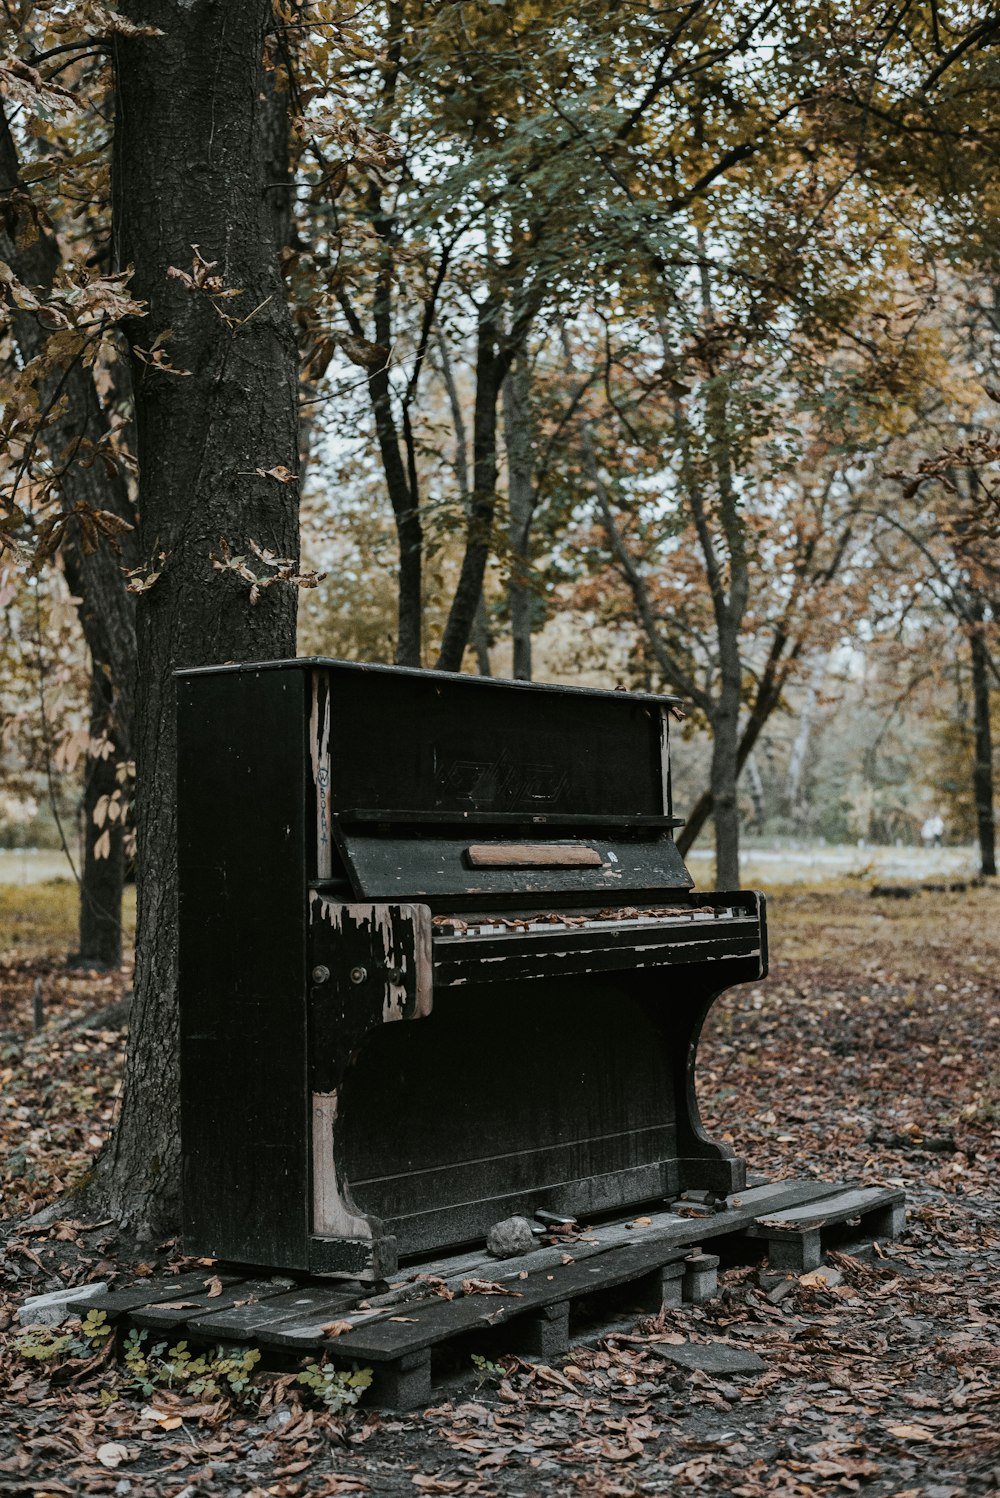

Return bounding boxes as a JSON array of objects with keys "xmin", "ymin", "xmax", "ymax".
[
  {"xmin": 16, "ymin": 1307, "xmax": 112, "ymax": 1363},
  {"xmin": 471, "ymin": 1353, "xmax": 504, "ymax": 1388},
  {"xmin": 296, "ymin": 1360, "xmax": 372, "ymax": 1412},
  {"xmin": 16, "ymin": 1309, "xmax": 372, "ymax": 1415},
  {"xmin": 121, "ymin": 1327, "xmax": 261, "ymax": 1400}
]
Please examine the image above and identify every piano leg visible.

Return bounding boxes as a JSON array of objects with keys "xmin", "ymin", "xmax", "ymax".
[{"xmin": 651, "ymin": 968, "xmax": 749, "ymax": 1197}]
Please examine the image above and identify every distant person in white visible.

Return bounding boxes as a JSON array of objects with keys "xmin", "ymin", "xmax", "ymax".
[{"xmin": 921, "ymin": 813, "xmax": 944, "ymax": 849}]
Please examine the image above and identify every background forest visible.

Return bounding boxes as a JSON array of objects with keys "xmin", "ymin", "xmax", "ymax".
[{"xmin": 3, "ymin": 0, "xmax": 1000, "ymax": 940}]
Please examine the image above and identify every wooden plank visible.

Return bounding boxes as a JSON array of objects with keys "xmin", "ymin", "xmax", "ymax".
[
  {"xmin": 185, "ymin": 1286, "xmax": 361, "ymax": 1341},
  {"xmin": 311, "ymin": 1182, "xmax": 852, "ymax": 1360},
  {"xmin": 325, "ymin": 1238, "xmax": 692, "ymax": 1362},
  {"xmin": 731, "ymin": 1179, "xmax": 855, "ymax": 1215},
  {"xmin": 253, "ymin": 1306, "xmax": 388, "ymax": 1351},
  {"xmin": 383, "ymin": 1179, "xmax": 845, "ymax": 1298},
  {"xmin": 747, "ymin": 1186, "xmax": 904, "ymax": 1230},
  {"xmin": 64, "ymin": 1274, "xmax": 243, "ymax": 1324},
  {"xmin": 466, "ymin": 844, "xmax": 603, "ymax": 868},
  {"xmin": 130, "ymin": 1279, "xmax": 291, "ymax": 1332}
]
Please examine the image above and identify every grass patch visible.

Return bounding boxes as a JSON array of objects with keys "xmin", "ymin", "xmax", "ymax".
[{"xmin": 0, "ymin": 879, "xmax": 136, "ymax": 960}]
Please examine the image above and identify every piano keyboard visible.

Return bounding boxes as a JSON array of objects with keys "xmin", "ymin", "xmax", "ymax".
[{"xmin": 432, "ymin": 905, "xmax": 736, "ymax": 939}]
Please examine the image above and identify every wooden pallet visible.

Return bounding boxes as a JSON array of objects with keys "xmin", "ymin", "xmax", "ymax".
[
  {"xmin": 64, "ymin": 1177, "xmax": 905, "ymax": 1409},
  {"xmin": 742, "ymin": 1185, "xmax": 906, "ymax": 1272}
]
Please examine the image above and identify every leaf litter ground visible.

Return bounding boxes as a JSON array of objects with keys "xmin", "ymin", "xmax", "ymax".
[{"xmin": 1, "ymin": 882, "xmax": 999, "ymax": 1497}]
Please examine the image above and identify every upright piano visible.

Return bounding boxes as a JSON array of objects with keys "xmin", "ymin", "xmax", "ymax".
[{"xmin": 176, "ymin": 659, "xmax": 767, "ymax": 1281}]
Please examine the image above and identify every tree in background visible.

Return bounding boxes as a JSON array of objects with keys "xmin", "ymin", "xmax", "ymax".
[{"xmin": 1, "ymin": 32, "xmax": 139, "ymax": 965}]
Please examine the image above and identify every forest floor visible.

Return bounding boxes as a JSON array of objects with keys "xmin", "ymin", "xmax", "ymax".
[{"xmin": 1, "ymin": 879, "xmax": 998, "ymax": 1497}]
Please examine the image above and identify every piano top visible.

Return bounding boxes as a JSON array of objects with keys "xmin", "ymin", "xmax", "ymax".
[
  {"xmin": 177, "ymin": 657, "xmax": 690, "ymax": 903},
  {"xmin": 174, "ymin": 656, "xmax": 683, "ymax": 709}
]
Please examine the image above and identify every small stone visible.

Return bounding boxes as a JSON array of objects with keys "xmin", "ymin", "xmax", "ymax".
[
  {"xmin": 799, "ymin": 1266, "xmax": 843, "ymax": 1289},
  {"xmin": 766, "ymin": 1279, "xmax": 797, "ymax": 1305},
  {"xmin": 18, "ymin": 1281, "xmax": 109, "ymax": 1327},
  {"xmin": 486, "ymin": 1215, "xmax": 536, "ymax": 1258},
  {"xmin": 650, "ymin": 1341, "xmax": 766, "ymax": 1376}
]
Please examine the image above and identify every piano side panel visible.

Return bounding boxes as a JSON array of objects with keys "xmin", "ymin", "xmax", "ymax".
[{"xmin": 177, "ymin": 668, "xmax": 311, "ymax": 1269}]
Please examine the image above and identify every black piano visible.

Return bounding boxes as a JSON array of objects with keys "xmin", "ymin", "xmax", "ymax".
[{"xmin": 176, "ymin": 659, "xmax": 767, "ymax": 1282}]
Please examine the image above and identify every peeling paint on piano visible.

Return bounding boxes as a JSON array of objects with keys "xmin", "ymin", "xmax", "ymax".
[{"xmin": 309, "ymin": 670, "xmax": 333, "ymax": 880}]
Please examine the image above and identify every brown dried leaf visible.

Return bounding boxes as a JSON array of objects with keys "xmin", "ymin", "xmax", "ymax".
[
  {"xmin": 254, "ymin": 465, "xmax": 298, "ymax": 483},
  {"xmin": 321, "ymin": 1320, "xmax": 354, "ymax": 1337},
  {"xmin": 461, "ymin": 1279, "xmax": 523, "ymax": 1298}
]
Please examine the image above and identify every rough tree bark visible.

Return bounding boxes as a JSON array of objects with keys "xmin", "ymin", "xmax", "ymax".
[
  {"xmin": 970, "ymin": 601, "xmax": 997, "ymax": 877},
  {"xmin": 435, "ymin": 281, "xmax": 542, "ymax": 674},
  {"xmin": 437, "ymin": 331, "xmax": 491, "ymax": 674},
  {"xmin": 0, "ymin": 103, "xmax": 137, "ymax": 965},
  {"xmin": 90, "ymin": 0, "xmax": 300, "ymax": 1232},
  {"xmin": 502, "ymin": 355, "xmax": 534, "ymax": 681},
  {"xmin": 436, "ymin": 294, "xmax": 505, "ymax": 673}
]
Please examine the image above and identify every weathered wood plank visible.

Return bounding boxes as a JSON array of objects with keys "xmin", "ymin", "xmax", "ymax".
[
  {"xmin": 186, "ymin": 1285, "xmax": 362, "ymax": 1341},
  {"xmin": 465, "ymin": 844, "xmax": 603, "ymax": 868},
  {"xmin": 325, "ymin": 1239, "xmax": 692, "ymax": 1362},
  {"xmin": 747, "ymin": 1186, "xmax": 905, "ymax": 1230},
  {"xmin": 130, "ymin": 1279, "xmax": 291, "ymax": 1332},
  {"xmin": 64, "ymin": 1274, "xmax": 243, "ymax": 1324}
]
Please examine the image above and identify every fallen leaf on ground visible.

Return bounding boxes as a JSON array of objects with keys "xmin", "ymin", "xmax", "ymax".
[{"xmin": 95, "ymin": 1443, "xmax": 132, "ymax": 1468}]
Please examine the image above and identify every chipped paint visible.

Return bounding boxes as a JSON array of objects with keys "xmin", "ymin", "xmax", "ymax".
[
  {"xmin": 309, "ymin": 672, "xmax": 333, "ymax": 878},
  {"xmin": 311, "ymin": 1090, "xmax": 373, "ymax": 1240},
  {"xmin": 659, "ymin": 707, "xmax": 673, "ymax": 819},
  {"xmin": 311, "ymin": 897, "xmax": 433, "ymax": 1022}
]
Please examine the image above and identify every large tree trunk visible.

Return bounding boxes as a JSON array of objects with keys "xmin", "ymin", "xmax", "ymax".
[
  {"xmin": 710, "ymin": 654, "xmax": 742, "ymax": 889},
  {"xmin": 437, "ymin": 331, "xmax": 490, "ymax": 674},
  {"xmin": 436, "ymin": 284, "xmax": 542, "ymax": 674},
  {"xmin": 0, "ymin": 103, "xmax": 137, "ymax": 964},
  {"xmin": 970, "ymin": 604, "xmax": 997, "ymax": 877},
  {"xmin": 436, "ymin": 295, "xmax": 504, "ymax": 672},
  {"xmin": 502, "ymin": 355, "xmax": 534, "ymax": 681},
  {"xmin": 92, "ymin": 0, "xmax": 300, "ymax": 1233},
  {"xmin": 366, "ymin": 314, "xmax": 423, "ymax": 667}
]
